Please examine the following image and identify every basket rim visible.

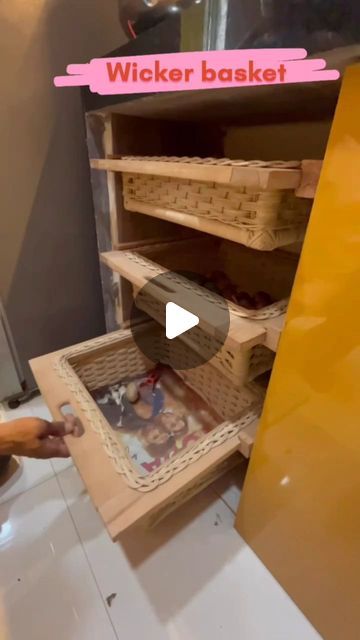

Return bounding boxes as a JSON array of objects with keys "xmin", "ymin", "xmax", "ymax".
[
  {"xmin": 122, "ymin": 250, "xmax": 289, "ymax": 321},
  {"xmin": 121, "ymin": 155, "xmax": 302, "ymax": 170},
  {"xmin": 54, "ymin": 330, "xmax": 263, "ymax": 493}
]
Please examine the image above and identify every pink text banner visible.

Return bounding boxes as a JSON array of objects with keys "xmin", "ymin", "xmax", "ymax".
[{"xmin": 54, "ymin": 49, "xmax": 340, "ymax": 95}]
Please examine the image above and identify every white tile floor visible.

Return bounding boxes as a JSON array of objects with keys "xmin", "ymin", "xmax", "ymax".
[{"xmin": 0, "ymin": 397, "xmax": 322, "ymax": 640}]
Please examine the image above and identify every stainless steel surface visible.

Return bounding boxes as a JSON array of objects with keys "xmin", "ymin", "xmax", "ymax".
[{"xmin": 0, "ymin": 299, "xmax": 23, "ymax": 401}]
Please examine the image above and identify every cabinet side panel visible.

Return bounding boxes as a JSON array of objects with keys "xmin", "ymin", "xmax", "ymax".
[{"xmin": 86, "ymin": 113, "xmax": 119, "ymax": 331}]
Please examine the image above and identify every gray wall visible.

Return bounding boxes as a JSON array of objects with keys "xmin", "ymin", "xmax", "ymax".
[{"xmin": 0, "ymin": 0, "xmax": 126, "ymax": 386}]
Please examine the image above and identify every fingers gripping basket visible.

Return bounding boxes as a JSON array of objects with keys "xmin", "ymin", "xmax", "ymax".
[
  {"xmin": 121, "ymin": 156, "xmax": 312, "ymax": 251},
  {"xmin": 54, "ymin": 327, "xmax": 263, "ymax": 493}
]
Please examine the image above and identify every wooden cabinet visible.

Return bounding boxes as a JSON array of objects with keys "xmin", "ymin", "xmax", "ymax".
[{"xmin": 30, "ymin": 48, "xmax": 358, "ymax": 541}]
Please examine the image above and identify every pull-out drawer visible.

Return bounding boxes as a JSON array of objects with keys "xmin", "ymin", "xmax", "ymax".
[
  {"xmin": 91, "ymin": 156, "xmax": 315, "ymax": 251},
  {"xmin": 102, "ymin": 251, "xmax": 269, "ymax": 386},
  {"xmin": 101, "ymin": 238, "xmax": 297, "ymax": 385},
  {"xmin": 30, "ymin": 326, "xmax": 263, "ymax": 540}
]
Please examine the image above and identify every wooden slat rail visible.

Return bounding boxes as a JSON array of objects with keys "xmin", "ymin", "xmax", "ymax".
[{"xmin": 90, "ymin": 157, "xmax": 302, "ymax": 190}]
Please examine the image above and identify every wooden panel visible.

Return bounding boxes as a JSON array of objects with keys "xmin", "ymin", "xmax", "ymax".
[
  {"xmin": 85, "ymin": 113, "xmax": 119, "ymax": 332},
  {"xmin": 262, "ymin": 315, "xmax": 286, "ymax": 352},
  {"xmin": 111, "ymin": 116, "xmax": 185, "ymax": 248},
  {"xmin": 99, "ymin": 115, "xmax": 225, "ymax": 324},
  {"xmin": 295, "ymin": 160, "xmax": 323, "ymax": 199}
]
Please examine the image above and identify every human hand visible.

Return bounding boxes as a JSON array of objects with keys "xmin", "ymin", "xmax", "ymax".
[{"xmin": 0, "ymin": 415, "xmax": 83, "ymax": 459}]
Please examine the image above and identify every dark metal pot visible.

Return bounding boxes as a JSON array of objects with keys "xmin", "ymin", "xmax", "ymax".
[{"xmin": 119, "ymin": 0, "xmax": 201, "ymax": 38}]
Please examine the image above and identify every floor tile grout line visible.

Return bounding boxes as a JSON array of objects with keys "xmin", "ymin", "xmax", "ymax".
[
  {"xmin": 54, "ymin": 470, "xmax": 120, "ymax": 640},
  {"xmin": 50, "ymin": 460, "xmax": 74, "ymax": 476},
  {"xmin": 211, "ymin": 486, "xmax": 238, "ymax": 516},
  {"xmin": 1, "ymin": 455, "xmax": 117, "ymax": 638}
]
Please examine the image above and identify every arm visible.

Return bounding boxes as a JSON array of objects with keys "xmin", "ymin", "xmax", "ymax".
[{"xmin": 0, "ymin": 415, "xmax": 82, "ymax": 459}]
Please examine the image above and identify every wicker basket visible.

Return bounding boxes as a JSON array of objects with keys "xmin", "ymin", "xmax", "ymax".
[
  {"xmin": 121, "ymin": 156, "xmax": 312, "ymax": 251},
  {"xmin": 134, "ymin": 283, "xmax": 276, "ymax": 386},
  {"xmin": 101, "ymin": 240, "xmax": 298, "ymax": 385},
  {"xmin": 54, "ymin": 326, "xmax": 263, "ymax": 492}
]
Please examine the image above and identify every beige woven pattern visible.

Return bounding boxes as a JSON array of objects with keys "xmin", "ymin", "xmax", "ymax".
[
  {"xmin": 123, "ymin": 156, "xmax": 301, "ymax": 169},
  {"xmin": 135, "ymin": 287, "xmax": 274, "ymax": 386},
  {"xmin": 123, "ymin": 171, "xmax": 311, "ymax": 251},
  {"xmin": 54, "ymin": 329, "xmax": 263, "ymax": 492}
]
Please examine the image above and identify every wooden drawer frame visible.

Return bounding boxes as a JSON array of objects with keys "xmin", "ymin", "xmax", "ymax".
[
  {"xmin": 101, "ymin": 249, "xmax": 280, "ymax": 386},
  {"xmin": 30, "ymin": 330, "xmax": 260, "ymax": 540}
]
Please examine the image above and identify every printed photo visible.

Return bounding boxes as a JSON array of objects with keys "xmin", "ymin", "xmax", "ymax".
[{"xmin": 91, "ymin": 364, "xmax": 220, "ymax": 476}]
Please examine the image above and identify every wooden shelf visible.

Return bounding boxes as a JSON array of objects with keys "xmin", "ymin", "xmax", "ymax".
[
  {"xmin": 90, "ymin": 155, "xmax": 317, "ymax": 250},
  {"xmin": 90, "ymin": 157, "xmax": 302, "ymax": 190},
  {"xmin": 118, "ymin": 200, "xmax": 307, "ymax": 250}
]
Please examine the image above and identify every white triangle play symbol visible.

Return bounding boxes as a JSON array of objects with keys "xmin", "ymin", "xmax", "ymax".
[{"xmin": 166, "ymin": 302, "xmax": 199, "ymax": 340}]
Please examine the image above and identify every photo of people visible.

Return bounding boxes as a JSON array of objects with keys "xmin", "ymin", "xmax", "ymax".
[{"xmin": 91, "ymin": 364, "xmax": 220, "ymax": 476}]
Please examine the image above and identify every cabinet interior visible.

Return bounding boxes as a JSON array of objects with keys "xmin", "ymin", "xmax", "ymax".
[{"xmin": 91, "ymin": 110, "xmax": 331, "ymax": 326}]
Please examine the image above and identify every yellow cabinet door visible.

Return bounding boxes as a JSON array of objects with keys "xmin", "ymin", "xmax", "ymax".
[{"xmin": 237, "ymin": 64, "xmax": 360, "ymax": 640}]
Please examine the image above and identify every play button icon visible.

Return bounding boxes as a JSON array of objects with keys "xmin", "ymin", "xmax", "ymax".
[
  {"xmin": 165, "ymin": 302, "xmax": 199, "ymax": 340},
  {"xmin": 130, "ymin": 269, "xmax": 230, "ymax": 371}
]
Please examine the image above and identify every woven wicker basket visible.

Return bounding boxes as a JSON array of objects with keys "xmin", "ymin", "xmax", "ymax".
[
  {"xmin": 105, "ymin": 245, "xmax": 286, "ymax": 385},
  {"xmin": 101, "ymin": 241, "xmax": 298, "ymax": 386},
  {"xmin": 54, "ymin": 326, "xmax": 263, "ymax": 492},
  {"xmin": 134, "ymin": 284, "xmax": 276, "ymax": 386},
  {"xmin": 121, "ymin": 156, "xmax": 312, "ymax": 251}
]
